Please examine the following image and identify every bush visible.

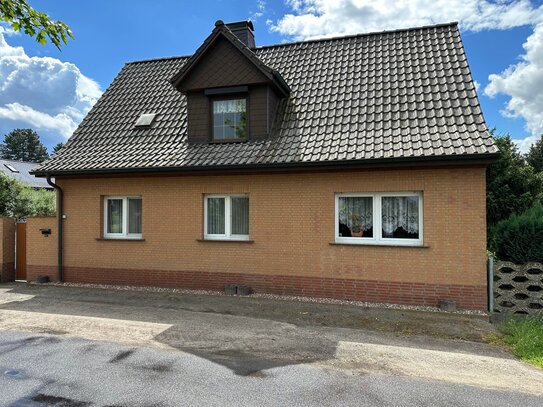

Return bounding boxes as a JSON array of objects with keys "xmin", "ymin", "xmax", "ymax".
[
  {"xmin": 0, "ymin": 171, "xmax": 56, "ymax": 219},
  {"xmin": 494, "ymin": 204, "xmax": 543, "ymax": 263}
]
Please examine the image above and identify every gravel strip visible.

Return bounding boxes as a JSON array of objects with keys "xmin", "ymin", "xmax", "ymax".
[{"xmin": 28, "ymin": 281, "xmax": 487, "ymax": 316}]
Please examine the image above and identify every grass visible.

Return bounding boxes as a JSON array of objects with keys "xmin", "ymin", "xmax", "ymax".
[{"xmin": 498, "ymin": 314, "xmax": 543, "ymax": 368}]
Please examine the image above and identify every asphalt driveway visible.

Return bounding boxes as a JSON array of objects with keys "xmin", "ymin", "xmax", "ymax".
[{"xmin": 0, "ymin": 283, "xmax": 542, "ymax": 406}]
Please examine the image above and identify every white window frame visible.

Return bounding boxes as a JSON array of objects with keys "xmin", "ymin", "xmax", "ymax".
[
  {"xmin": 103, "ymin": 196, "xmax": 143, "ymax": 239},
  {"xmin": 335, "ymin": 192, "xmax": 423, "ymax": 246},
  {"xmin": 204, "ymin": 194, "xmax": 249, "ymax": 241}
]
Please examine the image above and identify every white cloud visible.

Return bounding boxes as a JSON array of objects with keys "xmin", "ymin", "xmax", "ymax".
[
  {"xmin": 0, "ymin": 31, "xmax": 101, "ymax": 140},
  {"xmin": 0, "ymin": 103, "xmax": 78, "ymax": 138},
  {"xmin": 271, "ymin": 0, "xmax": 543, "ymax": 40},
  {"xmin": 250, "ymin": 1, "xmax": 267, "ymax": 22},
  {"xmin": 485, "ymin": 22, "xmax": 543, "ymax": 152}
]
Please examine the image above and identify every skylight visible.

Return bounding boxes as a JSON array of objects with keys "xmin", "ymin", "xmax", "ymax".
[
  {"xmin": 4, "ymin": 163, "xmax": 19, "ymax": 173},
  {"xmin": 135, "ymin": 113, "xmax": 156, "ymax": 127}
]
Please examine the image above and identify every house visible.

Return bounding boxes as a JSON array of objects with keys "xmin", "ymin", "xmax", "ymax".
[
  {"xmin": 0, "ymin": 158, "xmax": 52, "ymax": 189},
  {"xmin": 30, "ymin": 20, "xmax": 498, "ymax": 309}
]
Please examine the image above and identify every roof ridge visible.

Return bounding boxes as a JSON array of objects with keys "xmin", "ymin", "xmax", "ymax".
[
  {"xmin": 124, "ymin": 21, "xmax": 459, "ymax": 66},
  {"xmin": 125, "ymin": 54, "xmax": 192, "ymax": 65},
  {"xmin": 255, "ymin": 21, "xmax": 459, "ymax": 51}
]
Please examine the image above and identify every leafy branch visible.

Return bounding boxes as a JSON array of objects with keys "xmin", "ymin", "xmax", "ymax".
[{"xmin": 0, "ymin": 0, "xmax": 73, "ymax": 49}]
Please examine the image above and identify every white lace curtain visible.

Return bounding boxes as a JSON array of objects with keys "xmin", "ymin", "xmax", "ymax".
[
  {"xmin": 338, "ymin": 197, "xmax": 373, "ymax": 231},
  {"xmin": 382, "ymin": 196, "xmax": 419, "ymax": 235},
  {"xmin": 213, "ymin": 99, "xmax": 246, "ymax": 113}
]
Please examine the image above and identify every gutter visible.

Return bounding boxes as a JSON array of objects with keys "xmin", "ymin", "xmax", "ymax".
[
  {"xmin": 31, "ymin": 152, "xmax": 501, "ymax": 178},
  {"xmin": 46, "ymin": 175, "xmax": 63, "ymax": 282}
]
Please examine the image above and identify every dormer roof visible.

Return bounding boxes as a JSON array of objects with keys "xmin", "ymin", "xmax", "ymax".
[{"xmin": 171, "ymin": 20, "xmax": 290, "ymax": 96}]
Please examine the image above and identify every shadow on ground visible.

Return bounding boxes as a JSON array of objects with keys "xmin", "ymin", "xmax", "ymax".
[{"xmin": 0, "ymin": 283, "xmax": 497, "ymax": 376}]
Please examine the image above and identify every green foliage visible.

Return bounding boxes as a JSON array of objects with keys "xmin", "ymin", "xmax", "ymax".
[
  {"xmin": 494, "ymin": 204, "xmax": 543, "ymax": 263},
  {"xmin": 0, "ymin": 171, "xmax": 55, "ymax": 218},
  {"xmin": 0, "ymin": 170, "xmax": 18, "ymax": 216},
  {"xmin": 0, "ymin": 0, "xmax": 73, "ymax": 49},
  {"xmin": 487, "ymin": 134, "xmax": 543, "ymax": 238},
  {"xmin": 52, "ymin": 142, "xmax": 64, "ymax": 154},
  {"xmin": 500, "ymin": 315, "xmax": 543, "ymax": 368},
  {"xmin": 1, "ymin": 128, "xmax": 49, "ymax": 162},
  {"xmin": 526, "ymin": 137, "xmax": 543, "ymax": 173}
]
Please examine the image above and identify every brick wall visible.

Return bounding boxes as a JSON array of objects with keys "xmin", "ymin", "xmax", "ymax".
[
  {"xmin": 0, "ymin": 217, "xmax": 16, "ymax": 283},
  {"xmin": 26, "ymin": 167, "xmax": 488, "ymax": 309},
  {"xmin": 26, "ymin": 216, "xmax": 57, "ymax": 279}
]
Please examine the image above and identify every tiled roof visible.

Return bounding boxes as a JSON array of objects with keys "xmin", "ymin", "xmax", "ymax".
[
  {"xmin": 34, "ymin": 22, "xmax": 498, "ymax": 175},
  {"xmin": 0, "ymin": 159, "xmax": 53, "ymax": 188}
]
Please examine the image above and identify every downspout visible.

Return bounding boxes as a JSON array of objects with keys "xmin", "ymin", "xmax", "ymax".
[{"xmin": 46, "ymin": 175, "xmax": 63, "ymax": 282}]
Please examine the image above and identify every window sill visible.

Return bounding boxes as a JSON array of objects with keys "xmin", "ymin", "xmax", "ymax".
[
  {"xmin": 96, "ymin": 237, "xmax": 146, "ymax": 242},
  {"xmin": 197, "ymin": 239, "xmax": 254, "ymax": 243},
  {"xmin": 209, "ymin": 139, "xmax": 248, "ymax": 144},
  {"xmin": 330, "ymin": 241, "xmax": 429, "ymax": 248}
]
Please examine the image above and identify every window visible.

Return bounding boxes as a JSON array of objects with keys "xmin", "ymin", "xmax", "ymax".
[
  {"xmin": 103, "ymin": 196, "xmax": 142, "ymax": 239},
  {"xmin": 3, "ymin": 163, "xmax": 19, "ymax": 173},
  {"xmin": 204, "ymin": 195, "xmax": 249, "ymax": 240},
  {"xmin": 335, "ymin": 192, "xmax": 422, "ymax": 246},
  {"xmin": 212, "ymin": 99, "xmax": 247, "ymax": 140}
]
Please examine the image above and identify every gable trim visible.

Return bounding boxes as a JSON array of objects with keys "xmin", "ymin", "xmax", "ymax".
[{"xmin": 170, "ymin": 23, "xmax": 290, "ymax": 96}]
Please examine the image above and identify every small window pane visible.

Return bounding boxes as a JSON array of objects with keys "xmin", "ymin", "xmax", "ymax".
[
  {"xmin": 382, "ymin": 196, "xmax": 419, "ymax": 239},
  {"xmin": 338, "ymin": 197, "xmax": 373, "ymax": 238},
  {"xmin": 213, "ymin": 99, "xmax": 247, "ymax": 140},
  {"xmin": 207, "ymin": 197, "xmax": 225, "ymax": 234},
  {"xmin": 107, "ymin": 199, "xmax": 123, "ymax": 234},
  {"xmin": 231, "ymin": 197, "xmax": 249, "ymax": 235},
  {"xmin": 128, "ymin": 198, "xmax": 142, "ymax": 234}
]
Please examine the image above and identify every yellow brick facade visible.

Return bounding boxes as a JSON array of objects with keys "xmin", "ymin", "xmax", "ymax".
[{"xmin": 27, "ymin": 166, "xmax": 487, "ymax": 289}]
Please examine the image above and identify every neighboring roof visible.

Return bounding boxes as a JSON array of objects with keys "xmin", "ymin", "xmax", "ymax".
[
  {"xmin": 34, "ymin": 22, "xmax": 498, "ymax": 176},
  {"xmin": 0, "ymin": 158, "xmax": 52, "ymax": 188},
  {"xmin": 171, "ymin": 20, "xmax": 291, "ymax": 96}
]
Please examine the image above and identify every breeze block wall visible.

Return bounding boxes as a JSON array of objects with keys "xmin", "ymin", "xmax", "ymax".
[
  {"xmin": 0, "ymin": 217, "xmax": 16, "ymax": 283},
  {"xmin": 26, "ymin": 166, "xmax": 488, "ymax": 309}
]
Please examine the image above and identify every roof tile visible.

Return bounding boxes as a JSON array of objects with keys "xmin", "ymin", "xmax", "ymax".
[{"xmin": 36, "ymin": 23, "xmax": 497, "ymax": 174}]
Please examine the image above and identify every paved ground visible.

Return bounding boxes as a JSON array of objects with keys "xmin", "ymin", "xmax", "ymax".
[{"xmin": 0, "ymin": 283, "xmax": 542, "ymax": 406}]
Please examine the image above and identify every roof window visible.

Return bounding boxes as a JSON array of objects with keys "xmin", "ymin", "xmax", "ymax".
[
  {"xmin": 135, "ymin": 113, "xmax": 156, "ymax": 127},
  {"xmin": 3, "ymin": 163, "xmax": 19, "ymax": 173}
]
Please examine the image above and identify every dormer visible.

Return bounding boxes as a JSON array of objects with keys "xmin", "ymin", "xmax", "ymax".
[{"xmin": 171, "ymin": 20, "xmax": 290, "ymax": 143}]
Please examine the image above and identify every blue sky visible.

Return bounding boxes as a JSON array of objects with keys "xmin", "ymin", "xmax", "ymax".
[{"xmin": 1, "ymin": 0, "xmax": 543, "ymax": 153}]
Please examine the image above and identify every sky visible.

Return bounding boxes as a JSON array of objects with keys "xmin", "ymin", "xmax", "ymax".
[{"xmin": 1, "ymin": 0, "xmax": 543, "ymax": 153}]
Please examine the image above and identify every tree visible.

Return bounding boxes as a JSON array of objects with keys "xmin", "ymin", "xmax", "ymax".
[
  {"xmin": 0, "ymin": 0, "xmax": 73, "ymax": 49},
  {"xmin": 1, "ymin": 128, "xmax": 49, "ymax": 162},
  {"xmin": 0, "ymin": 171, "xmax": 55, "ymax": 218},
  {"xmin": 487, "ymin": 134, "xmax": 543, "ymax": 247},
  {"xmin": 52, "ymin": 142, "xmax": 64, "ymax": 154},
  {"xmin": 526, "ymin": 137, "xmax": 543, "ymax": 173}
]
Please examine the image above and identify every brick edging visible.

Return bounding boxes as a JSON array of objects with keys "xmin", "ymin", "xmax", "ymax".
[{"xmin": 26, "ymin": 265, "xmax": 487, "ymax": 310}]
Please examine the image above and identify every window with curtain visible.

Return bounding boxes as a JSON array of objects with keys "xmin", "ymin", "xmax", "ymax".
[
  {"xmin": 381, "ymin": 196, "xmax": 419, "ymax": 239},
  {"xmin": 205, "ymin": 195, "xmax": 249, "ymax": 240},
  {"xmin": 104, "ymin": 196, "xmax": 142, "ymax": 238},
  {"xmin": 212, "ymin": 99, "xmax": 247, "ymax": 140},
  {"xmin": 336, "ymin": 192, "xmax": 422, "ymax": 245}
]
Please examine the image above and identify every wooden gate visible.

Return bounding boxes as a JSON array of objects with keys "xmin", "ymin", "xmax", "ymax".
[{"xmin": 16, "ymin": 222, "xmax": 26, "ymax": 280}]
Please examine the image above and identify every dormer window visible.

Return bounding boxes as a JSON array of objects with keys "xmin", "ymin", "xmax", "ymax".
[{"xmin": 212, "ymin": 98, "xmax": 247, "ymax": 140}]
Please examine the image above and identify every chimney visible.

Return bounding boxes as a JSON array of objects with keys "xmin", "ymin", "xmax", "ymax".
[{"xmin": 225, "ymin": 20, "xmax": 255, "ymax": 48}]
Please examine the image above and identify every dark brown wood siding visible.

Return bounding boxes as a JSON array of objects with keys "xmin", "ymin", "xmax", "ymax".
[
  {"xmin": 186, "ymin": 92, "xmax": 209, "ymax": 143},
  {"xmin": 180, "ymin": 37, "xmax": 268, "ymax": 92}
]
